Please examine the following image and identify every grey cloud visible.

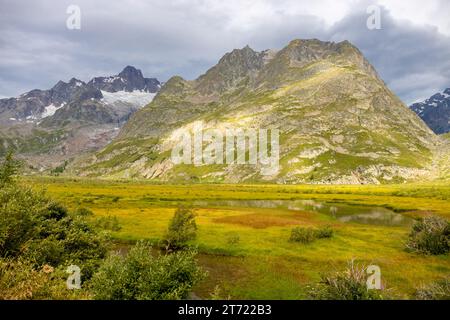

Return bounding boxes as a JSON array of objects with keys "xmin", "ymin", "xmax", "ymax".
[
  {"xmin": 0, "ymin": 0, "xmax": 449, "ymax": 105},
  {"xmin": 326, "ymin": 4, "xmax": 450, "ymax": 103}
]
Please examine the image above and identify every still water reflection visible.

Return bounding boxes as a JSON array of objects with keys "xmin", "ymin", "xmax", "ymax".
[{"xmin": 192, "ymin": 199, "xmax": 413, "ymax": 227}]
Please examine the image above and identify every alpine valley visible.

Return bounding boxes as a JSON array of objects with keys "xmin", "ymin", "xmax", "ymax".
[
  {"xmin": 1, "ymin": 39, "xmax": 449, "ymax": 183},
  {"xmin": 62, "ymin": 39, "xmax": 449, "ymax": 184}
]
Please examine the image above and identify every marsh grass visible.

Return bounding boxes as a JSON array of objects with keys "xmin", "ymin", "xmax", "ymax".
[
  {"xmin": 23, "ymin": 177, "xmax": 450, "ymax": 299},
  {"xmin": 94, "ymin": 215, "xmax": 122, "ymax": 231},
  {"xmin": 415, "ymin": 278, "xmax": 450, "ymax": 300},
  {"xmin": 308, "ymin": 260, "xmax": 387, "ymax": 300}
]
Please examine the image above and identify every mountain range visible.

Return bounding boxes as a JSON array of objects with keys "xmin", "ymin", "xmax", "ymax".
[
  {"xmin": 70, "ymin": 39, "xmax": 449, "ymax": 183},
  {"xmin": 410, "ymin": 88, "xmax": 450, "ymax": 134},
  {"xmin": 1, "ymin": 39, "xmax": 449, "ymax": 183},
  {"xmin": 0, "ymin": 66, "xmax": 160, "ymax": 170}
]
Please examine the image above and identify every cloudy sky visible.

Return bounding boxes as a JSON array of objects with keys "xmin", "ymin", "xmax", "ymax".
[{"xmin": 0, "ymin": 0, "xmax": 449, "ymax": 104}]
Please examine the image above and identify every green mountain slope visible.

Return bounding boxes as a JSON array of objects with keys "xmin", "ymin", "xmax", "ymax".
[{"xmin": 74, "ymin": 39, "xmax": 440, "ymax": 184}]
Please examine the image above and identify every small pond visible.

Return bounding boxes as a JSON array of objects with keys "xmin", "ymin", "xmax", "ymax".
[{"xmin": 192, "ymin": 199, "xmax": 414, "ymax": 227}]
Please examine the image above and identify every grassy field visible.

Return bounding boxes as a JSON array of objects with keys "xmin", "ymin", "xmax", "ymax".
[{"xmin": 26, "ymin": 177, "xmax": 450, "ymax": 299}]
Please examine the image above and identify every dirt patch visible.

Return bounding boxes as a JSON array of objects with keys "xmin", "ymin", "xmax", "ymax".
[{"xmin": 213, "ymin": 212, "xmax": 312, "ymax": 229}]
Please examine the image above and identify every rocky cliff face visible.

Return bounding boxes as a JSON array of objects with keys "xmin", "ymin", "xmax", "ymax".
[
  {"xmin": 77, "ymin": 39, "xmax": 442, "ymax": 184},
  {"xmin": 410, "ymin": 88, "xmax": 450, "ymax": 134}
]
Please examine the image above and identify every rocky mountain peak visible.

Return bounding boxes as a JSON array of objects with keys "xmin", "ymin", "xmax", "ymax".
[
  {"xmin": 217, "ymin": 45, "xmax": 263, "ymax": 70},
  {"xmin": 410, "ymin": 87, "xmax": 450, "ymax": 134},
  {"xmin": 88, "ymin": 66, "xmax": 160, "ymax": 93},
  {"xmin": 51, "ymin": 78, "xmax": 84, "ymax": 92},
  {"xmin": 118, "ymin": 65, "xmax": 144, "ymax": 81},
  {"xmin": 48, "ymin": 78, "xmax": 86, "ymax": 105},
  {"xmin": 195, "ymin": 45, "xmax": 265, "ymax": 95},
  {"xmin": 266, "ymin": 39, "xmax": 378, "ymax": 80},
  {"xmin": 281, "ymin": 39, "xmax": 354, "ymax": 63},
  {"xmin": 69, "ymin": 78, "xmax": 84, "ymax": 85}
]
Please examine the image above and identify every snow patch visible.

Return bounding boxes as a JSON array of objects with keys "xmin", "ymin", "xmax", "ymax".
[
  {"xmin": 101, "ymin": 90, "xmax": 156, "ymax": 108},
  {"xmin": 42, "ymin": 103, "xmax": 64, "ymax": 118},
  {"xmin": 104, "ymin": 76, "xmax": 123, "ymax": 83}
]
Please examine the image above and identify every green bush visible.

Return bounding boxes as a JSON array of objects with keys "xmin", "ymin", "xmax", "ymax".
[
  {"xmin": 22, "ymin": 214, "xmax": 107, "ymax": 281},
  {"xmin": 164, "ymin": 207, "xmax": 197, "ymax": 249},
  {"xmin": 315, "ymin": 225, "xmax": 334, "ymax": 239},
  {"xmin": 0, "ymin": 151, "xmax": 22, "ymax": 187},
  {"xmin": 406, "ymin": 216, "xmax": 450, "ymax": 255},
  {"xmin": 415, "ymin": 278, "xmax": 450, "ymax": 300},
  {"xmin": 0, "ymin": 153, "xmax": 107, "ymax": 297},
  {"xmin": 289, "ymin": 227, "xmax": 316, "ymax": 243},
  {"xmin": 0, "ymin": 185, "xmax": 50, "ymax": 257},
  {"xmin": 50, "ymin": 161, "xmax": 68, "ymax": 176},
  {"xmin": 0, "ymin": 257, "xmax": 89, "ymax": 300},
  {"xmin": 289, "ymin": 226, "xmax": 334, "ymax": 243},
  {"xmin": 90, "ymin": 241, "xmax": 206, "ymax": 300},
  {"xmin": 308, "ymin": 261, "xmax": 386, "ymax": 300},
  {"xmin": 0, "ymin": 182, "xmax": 107, "ymax": 281}
]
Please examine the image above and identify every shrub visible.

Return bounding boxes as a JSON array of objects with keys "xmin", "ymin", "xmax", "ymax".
[
  {"xmin": 289, "ymin": 226, "xmax": 334, "ymax": 243},
  {"xmin": 308, "ymin": 261, "xmax": 386, "ymax": 300},
  {"xmin": 0, "ymin": 257, "xmax": 48, "ymax": 300},
  {"xmin": 315, "ymin": 225, "xmax": 334, "ymax": 239},
  {"xmin": 406, "ymin": 216, "xmax": 450, "ymax": 255},
  {"xmin": 0, "ymin": 153, "xmax": 107, "ymax": 297},
  {"xmin": 0, "ymin": 150, "xmax": 22, "ymax": 187},
  {"xmin": 21, "ymin": 214, "xmax": 107, "ymax": 281},
  {"xmin": 0, "ymin": 257, "xmax": 90, "ymax": 300},
  {"xmin": 42, "ymin": 202, "xmax": 68, "ymax": 220},
  {"xmin": 50, "ymin": 161, "xmax": 68, "ymax": 176},
  {"xmin": 415, "ymin": 278, "xmax": 450, "ymax": 300},
  {"xmin": 164, "ymin": 207, "xmax": 197, "ymax": 249},
  {"xmin": 0, "ymin": 185, "xmax": 49, "ymax": 257},
  {"xmin": 289, "ymin": 227, "xmax": 316, "ymax": 243},
  {"xmin": 0, "ymin": 182, "xmax": 107, "ymax": 281},
  {"xmin": 90, "ymin": 241, "xmax": 206, "ymax": 300}
]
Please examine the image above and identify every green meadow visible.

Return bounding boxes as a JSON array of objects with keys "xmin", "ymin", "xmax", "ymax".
[{"xmin": 27, "ymin": 177, "xmax": 450, "ymax": 299}]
